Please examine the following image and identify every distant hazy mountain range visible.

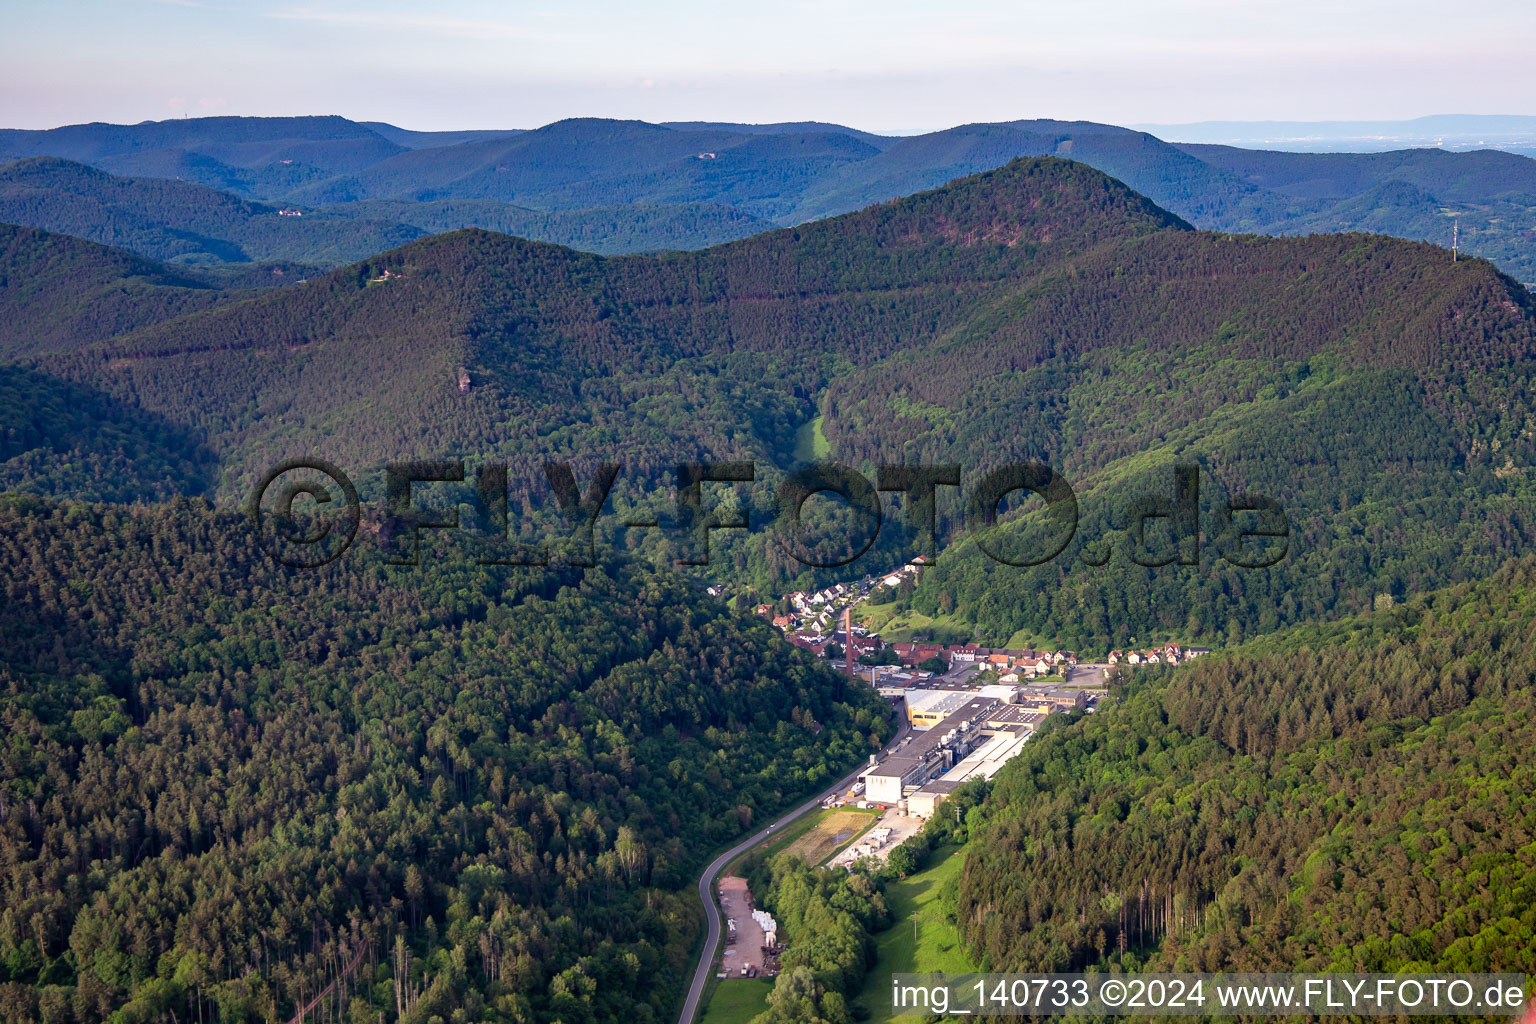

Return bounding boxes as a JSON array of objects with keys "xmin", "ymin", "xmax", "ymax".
[
  {"xmin": 2, "ymin": 114, "xmax": 1534, "ymax": 281},
  {"xmin": 1135, "ymin": 113, "xmax": 1536, "ymax": 154}
]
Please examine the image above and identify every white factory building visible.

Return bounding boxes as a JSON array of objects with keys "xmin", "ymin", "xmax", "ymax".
[{"xmin": 860, "ymin": 697, "xmax": 1046, "ymax": 814}]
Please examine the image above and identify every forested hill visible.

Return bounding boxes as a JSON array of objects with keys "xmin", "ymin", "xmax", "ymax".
[
  {"xmin": 956, "ymin": 554, "xmax": 1536, "ymax": 976},
  {"xmin": 854, "ymin": 222, "xmax": 1536, "ymax": 650},
  {"xmin": 23, "ymin": 155, "xmax": 1536, "ymax": 647},
  {"xmin": 0, "ymin": 494, "xmax": 891, "ymax": 1023},
  {"xmin": 0, "ymin": 223, "xmax": 287, "ymax": 359}
]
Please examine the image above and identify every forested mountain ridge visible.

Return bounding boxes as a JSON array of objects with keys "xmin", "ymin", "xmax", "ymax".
[
  {"xmin": 955, "ymin": 554, "xmax": 1536, "ymax": 976},
  {"xmin": 0, "ymin": 495, "xmax": 891, "ymax": 1023},
  {"xmin": 21, "ymin": 155, "xmax": 1536, "ymax": 648},
  {"xmin": 42, "ymin": 157, "xmax": 1186, "ymax": 500},
  {"xmin": 287, "ymin": 119, "xmax": 886, "ymax": 219},
  {"xmin": 316, "ymin": 198, "xmax": 775, "ymax": 255},
  {"xmin": 6, "ymin": 114, "xmax": 1536, "ymax": 276},
  {"xmin": 849, "ymin": 225, "xmax": 1536, "ymax": 648},
  {"xmin": 0, "ymin": 115, "xmax": 417, "ymax": 197}
]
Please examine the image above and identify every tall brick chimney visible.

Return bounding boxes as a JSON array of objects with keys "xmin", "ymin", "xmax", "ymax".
[{"xmin": 843, "ymin": 606, "xmax": 854, "ymax": 684}]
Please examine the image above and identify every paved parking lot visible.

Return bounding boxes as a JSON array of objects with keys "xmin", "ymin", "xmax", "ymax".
[{"xmin": 1065, "ymin": 662, "xmax": 1108, "ymax": 687}]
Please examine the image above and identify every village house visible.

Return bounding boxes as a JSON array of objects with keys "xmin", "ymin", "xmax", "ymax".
[{"xmin": 789, "ymin": 634, "xmax": 829, "ymax": 657}]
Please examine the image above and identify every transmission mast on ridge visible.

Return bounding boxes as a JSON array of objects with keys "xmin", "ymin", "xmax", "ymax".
[{"xmin": 1453, "ymin": 219, "xmax": 1460, "ymax": 262}]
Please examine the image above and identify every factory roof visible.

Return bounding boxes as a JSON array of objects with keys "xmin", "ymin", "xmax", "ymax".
[
  {"xmin": 946, "ymin": 729, "xmax": 1035, "ymax": 782},
  {"xmin": 865, "ymin": 753, "xmax": 922, "ymax": 781},
  {"xmin": 865, "ymin": 696, "xmax": 1001, "ymax": 779},
  {"xmin": 915, "ymin": 777, "xmax": 964, "ymax": 795},
  {"xmin": 906, "ymin": 690, "xmax": 981, "ymax": 718},
  {"xmin": 981, "ymin": 704, "xmax": 1049, "ymax": 730}
]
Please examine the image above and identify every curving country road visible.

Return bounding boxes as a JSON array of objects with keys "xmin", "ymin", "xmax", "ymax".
[{"xmin": 675, "ymin": 715, "xmax": 911, "ymax": 1024}]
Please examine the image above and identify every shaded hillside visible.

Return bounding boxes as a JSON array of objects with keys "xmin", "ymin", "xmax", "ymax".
[
  {"xmin": 956, "ymin": 556, "xmax": 1536, "ymax": 976},
  {"xmin": 287, "ymin": 119, "xmax": 885, "ymax": 221},
  {"xmin": 840, "ymin": 225, "xmax": 1536, "ymax": 648},
  {"xmin": 0, "ymin": 364, "xmax": 216, "ymax": 500},
  {"xmin": 0, "ymin": 223, "xmax": 262, "ymax": 358},
  {"xmin": 1177, "ymin": 143, "xmax": 1536, "ymax": 201},
  {"xmin": 0, "ymin": 157, "xmax": 424, "ymax": 266},
  {"xmin": 0, "ymin": 158, "xmax": 769, "ymax": 265},
  {"xmin": 0, "ymin": 115, "xmax": 407, "ymax": 197},
  {"xmin": 785, "ymin": 119, "xmax": 1297, "ymax": 228},
  {"xmin": 357, "ymin": 121, "xmax": 523, "ymax": 149},
  {"xmin": 660, "ymin": 120, "xmax": 897, "ymax": 147},
  {"xmin": 1179, "ymin": 144, "xmax": 1536, "ymax": 281},
  {"xmin": 0, "ymin": 115, "xmax": 395, "ymax": 166}
]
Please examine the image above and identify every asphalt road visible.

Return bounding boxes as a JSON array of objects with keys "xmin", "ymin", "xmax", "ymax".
[{"xmin": 675, "ymin": 715, "xmax": 912, "ymax": 1024}]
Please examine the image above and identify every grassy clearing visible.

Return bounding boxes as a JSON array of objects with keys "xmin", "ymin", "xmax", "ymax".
[
  {"xmin": 853, "ymin": 605, "xmax": 973, "ymax": 643},
  {"xmin": 698, "ymin": 976, "xmax": 774, "ymax": 1024},
  {"xmin": 851, "ymin": 601, "xmax": 908, "ymax": 633},
  {"xmin": 792, "ymin": 415, "xmax": 831, "ymax": 463},
  {"xmin": 723, "ymin": 806, "xmax": 878, "ymax": 876},
  {"xmin": 1004, "ymin": 627, "xmax": 1055, "ymax": 650},
  {"xmin": 855, "ymin": 845, "xmax": 977, "ymax": 1021},
  {"xmin": 778, "ymin": 808, "xmax": 880, "ymax": 865}
]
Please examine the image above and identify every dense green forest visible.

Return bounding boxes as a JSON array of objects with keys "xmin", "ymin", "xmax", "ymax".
[
  {"xmin": 0, "ymin": 365, "xmax": 216, "ymax": 500},
  {"xmin": 0, "ymin": 495, "xmax": 891, "ymax": 1023},
  {"xmin": 955, "ymin": 555, "xmax": 1536, "ymax": 976},
  {"xmin": 319, "ymin": 199, "xmax": 774, "ymax": 256},
  {"xmin": 867, "ymin": 226, "xmax": 1536, "ymax": 650}
]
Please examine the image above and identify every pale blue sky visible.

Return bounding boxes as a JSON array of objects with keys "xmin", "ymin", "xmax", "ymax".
[{"xmin": 3, "ymin": 0, "xmax": 1534, "ymax": 130}]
